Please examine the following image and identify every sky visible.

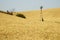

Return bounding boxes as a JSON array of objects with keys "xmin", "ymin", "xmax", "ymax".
[{"xmin": 0, "ymin": 0, "xmax": 60, "ymax": 11}]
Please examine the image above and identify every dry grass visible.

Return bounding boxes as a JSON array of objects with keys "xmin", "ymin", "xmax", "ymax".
[{"xmin": 0, "ymin": 8, "xmax": 60, "ymax": 40}]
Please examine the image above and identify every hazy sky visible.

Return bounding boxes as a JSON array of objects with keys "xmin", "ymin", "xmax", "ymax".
[{"xmin": 0, "ymin": 0, "xmax": 60, "ymax": 11}]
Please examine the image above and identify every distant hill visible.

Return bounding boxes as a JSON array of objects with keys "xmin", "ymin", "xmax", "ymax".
[{"xmin": 0, "ymin": 8, "xmax": 60, "ymax": 40}]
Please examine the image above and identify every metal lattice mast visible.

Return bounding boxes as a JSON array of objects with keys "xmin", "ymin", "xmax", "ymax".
[{"xmin": 40, "ymin": 6, "xmax": 44, "ymax": 22}]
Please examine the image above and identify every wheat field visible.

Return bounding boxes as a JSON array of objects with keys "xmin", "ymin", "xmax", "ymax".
[{"xmin": 0, "ymin": 8, "xmax": 60, "ymax": 40}]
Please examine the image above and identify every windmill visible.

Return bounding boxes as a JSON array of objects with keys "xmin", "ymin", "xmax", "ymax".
[{"xmin": 40, "ymin": 6, "xmax": 44, "ymax": 22}]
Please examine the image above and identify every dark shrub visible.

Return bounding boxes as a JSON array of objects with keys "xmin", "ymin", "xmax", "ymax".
[
  {"xmin": 16, "ymin": 13, "xmax": 26, "ymax": 19},
  {"xmin": 42, "ymin": 18, "xmax": 44, "ymax": 22},
  {"xmin": 6, "ymin": 10, "xmax": 13, "ymax": 15},
  {"xmin": 0, "ymin": 10, "xmax": 6, "ymax": 13}
]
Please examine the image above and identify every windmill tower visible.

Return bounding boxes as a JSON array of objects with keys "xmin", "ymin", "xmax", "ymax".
[{"xmin": 40, "ymin": 6, "xmax": 44, "ymax": 22}]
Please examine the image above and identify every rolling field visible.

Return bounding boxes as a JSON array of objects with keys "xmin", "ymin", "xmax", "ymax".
[{"xmin": 0, "ymin": 8, "xmax": 60, "ymax": 40}]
